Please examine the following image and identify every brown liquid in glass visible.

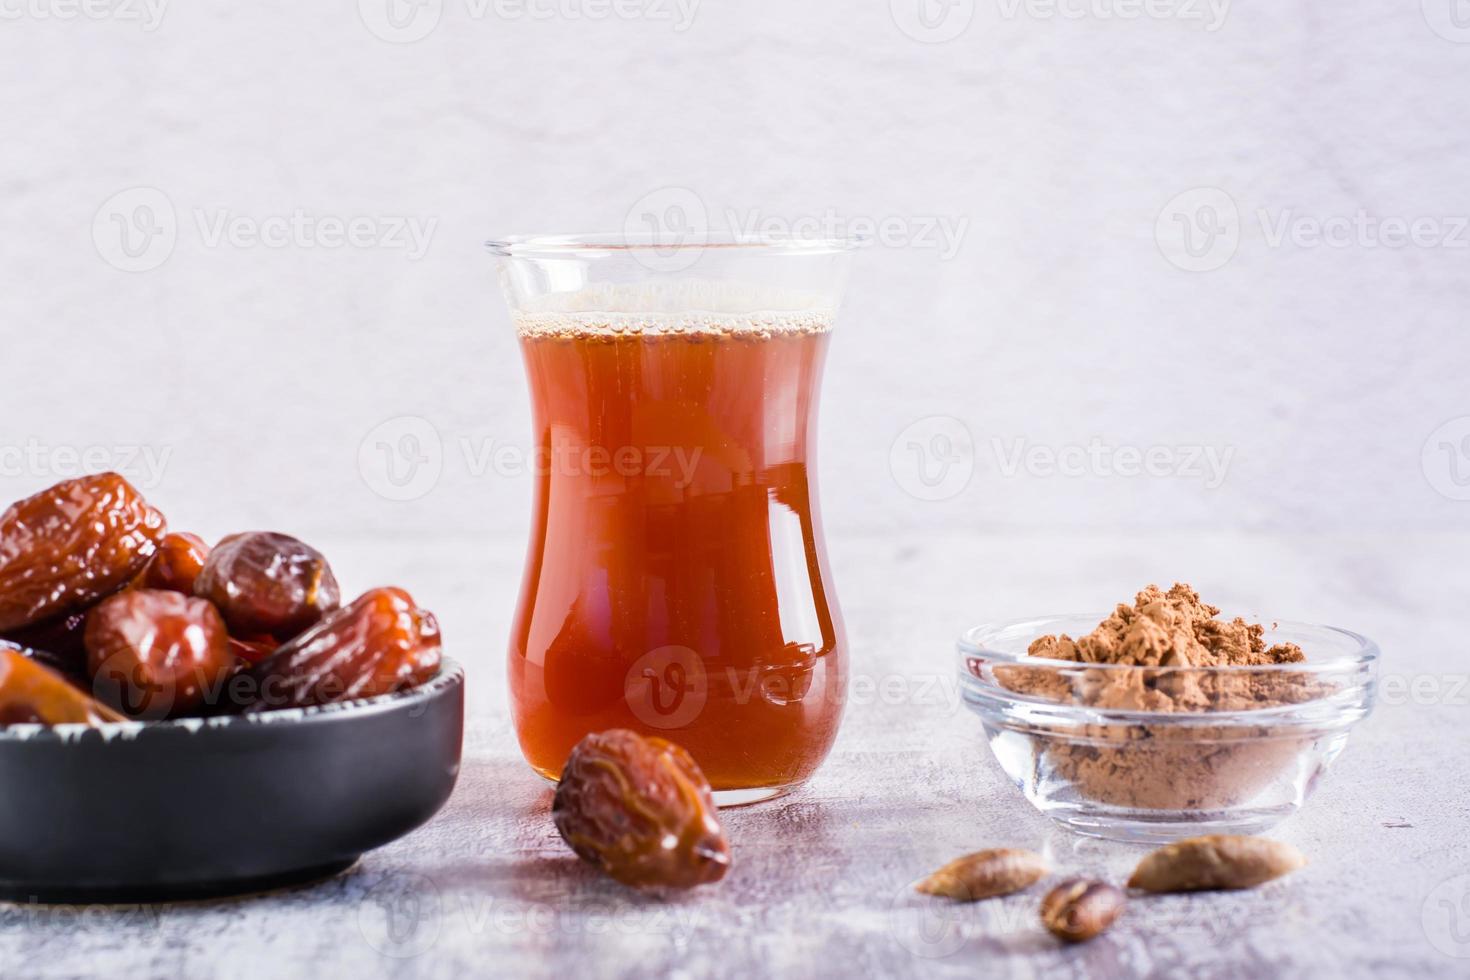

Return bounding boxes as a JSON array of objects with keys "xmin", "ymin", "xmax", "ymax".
[{"xmin": 509, "ymin": 315, "xmax": 846, "ymax": 792}]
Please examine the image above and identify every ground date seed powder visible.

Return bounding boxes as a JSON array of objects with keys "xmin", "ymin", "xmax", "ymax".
[{"xmin": 996, "ymin": 584, "xmax": 1323, "ymax": 810}]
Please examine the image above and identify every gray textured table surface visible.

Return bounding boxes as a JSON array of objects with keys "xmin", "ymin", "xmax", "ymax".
[{"xmin": 0, "ymin": 530, "xmax": 1463, "ymax": 979}]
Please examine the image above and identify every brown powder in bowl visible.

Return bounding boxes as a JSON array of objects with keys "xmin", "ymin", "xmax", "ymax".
[{"xmin": 996, "ymin": 584, "xmax": 1324, "ymax": 810}]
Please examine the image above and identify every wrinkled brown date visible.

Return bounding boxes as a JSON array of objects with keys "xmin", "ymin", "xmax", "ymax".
[
  {"xmin": 0, "ymin": 646, "xmax": 123, "ymax": 726},
  {"xmin": 1, "ymin": 607, "xmax": 94, "ymax": 677},
  {"xmin": 194, "ymin": 532, "xmax": 340, "ymax": 641},
  {"xmin": 227, "ymin": 633, "xmax": 277, "ymax": 666},
  {"xmin": 85, "ymin": 589, "xmax": 238, "ymax": 719},
  {"xmin": 553, "ymin": 729, "xmax": 731, "ymax": 890},
  {"xmin": 246, "ymin": 587, "xmax": 440, "ymax": 710},
  {"xmin": 10, "ymin": 635, "xmax": 89, "ymax": 682},
  {"xmin": 4, "ymin": 531, "xmax": 205, "ymax": 675},
  {"xmin": 134, "ymin": 532, "xmax": 210, "ymax": 594},
  {"xmin": 0, "ymin": 473, "xmax": 166, "ymax": 633}
]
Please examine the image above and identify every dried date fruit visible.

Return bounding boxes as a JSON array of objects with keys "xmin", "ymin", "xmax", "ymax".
[
  {"xmin": 552, "ymin": 729, "xmax": 730, "ymax": 890},
  {"xmin": 915, "ymin": 849, "xmax": 1050, "ymax": 901},
  {"xmin": 194, "ymin": 531, "xmax": 340, "ymax": 642},
  {"xmin": 1040, "ymin": 878, "xmax": 1126, "ymax": 943},
  {"xmin": 85, "ymin": 589, "xmax": 238, "ymax": 719},
  {"xmin": 0, "ymin": 647, "xmax": 123, "ymax": 726},
  {"xmin": 134, "ymin": 532, "xmax": 210, "ymax": 594},
  {"xmin": 0, "ymin": 473, "xmax": 166, "ymax": 632},
  {"xmin": 13, "ymin": 638, "xmax": 89, "ymax": 683},
  {"xmin": 227, "ymin": 633, "xmax": 277, "ymax": 666},
  {"xmin": 1128, "ymin": 835, "xmax": 1306, "ymax": 893},
  {"xmin": 1, "ymin": 606, "xmax": 96, "ymax": 676},
  {"xmin": 246, "ymin": 587, "xmax": 440, "ymax": 710}
]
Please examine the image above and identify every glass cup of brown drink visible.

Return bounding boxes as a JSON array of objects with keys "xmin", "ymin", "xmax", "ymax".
[{"xmin": 489, "ymin": 233, "xmax": 859, "ymax": 805}]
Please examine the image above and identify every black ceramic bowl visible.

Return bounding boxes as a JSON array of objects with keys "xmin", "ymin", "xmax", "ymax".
[{"xmin": 0, "ymin": 659, "xmax": 464, "ymax": 903}]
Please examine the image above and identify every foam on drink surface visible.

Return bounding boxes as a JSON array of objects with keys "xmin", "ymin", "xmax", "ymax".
[
  {"xmin": 509, "ymin": 281, "xmax": 836, "ymax": 340},
  {"xmin": 514, "ymin": 310, "xmax": 833, "ymax": 341}
]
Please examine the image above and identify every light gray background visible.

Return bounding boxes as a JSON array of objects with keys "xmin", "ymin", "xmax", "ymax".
[{"xmin": 2, "ymin": 2, "xmax": 1468, "ymax": 977}]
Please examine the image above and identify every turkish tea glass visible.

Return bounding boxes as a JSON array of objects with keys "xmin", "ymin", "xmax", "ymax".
[{"xmin": 489, "ymin": 233, "xmax": 857, "ymax": 805}]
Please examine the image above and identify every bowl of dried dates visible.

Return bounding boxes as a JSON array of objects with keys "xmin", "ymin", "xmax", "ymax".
[{"xmin": 0, "ymin": 473, "xmax": 464, "ymax": 901}]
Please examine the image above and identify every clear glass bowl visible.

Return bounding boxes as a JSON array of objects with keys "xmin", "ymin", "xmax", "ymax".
[{"xmin": 958, "ymin": 616, "xmax": 1379, "ymax": 843}]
